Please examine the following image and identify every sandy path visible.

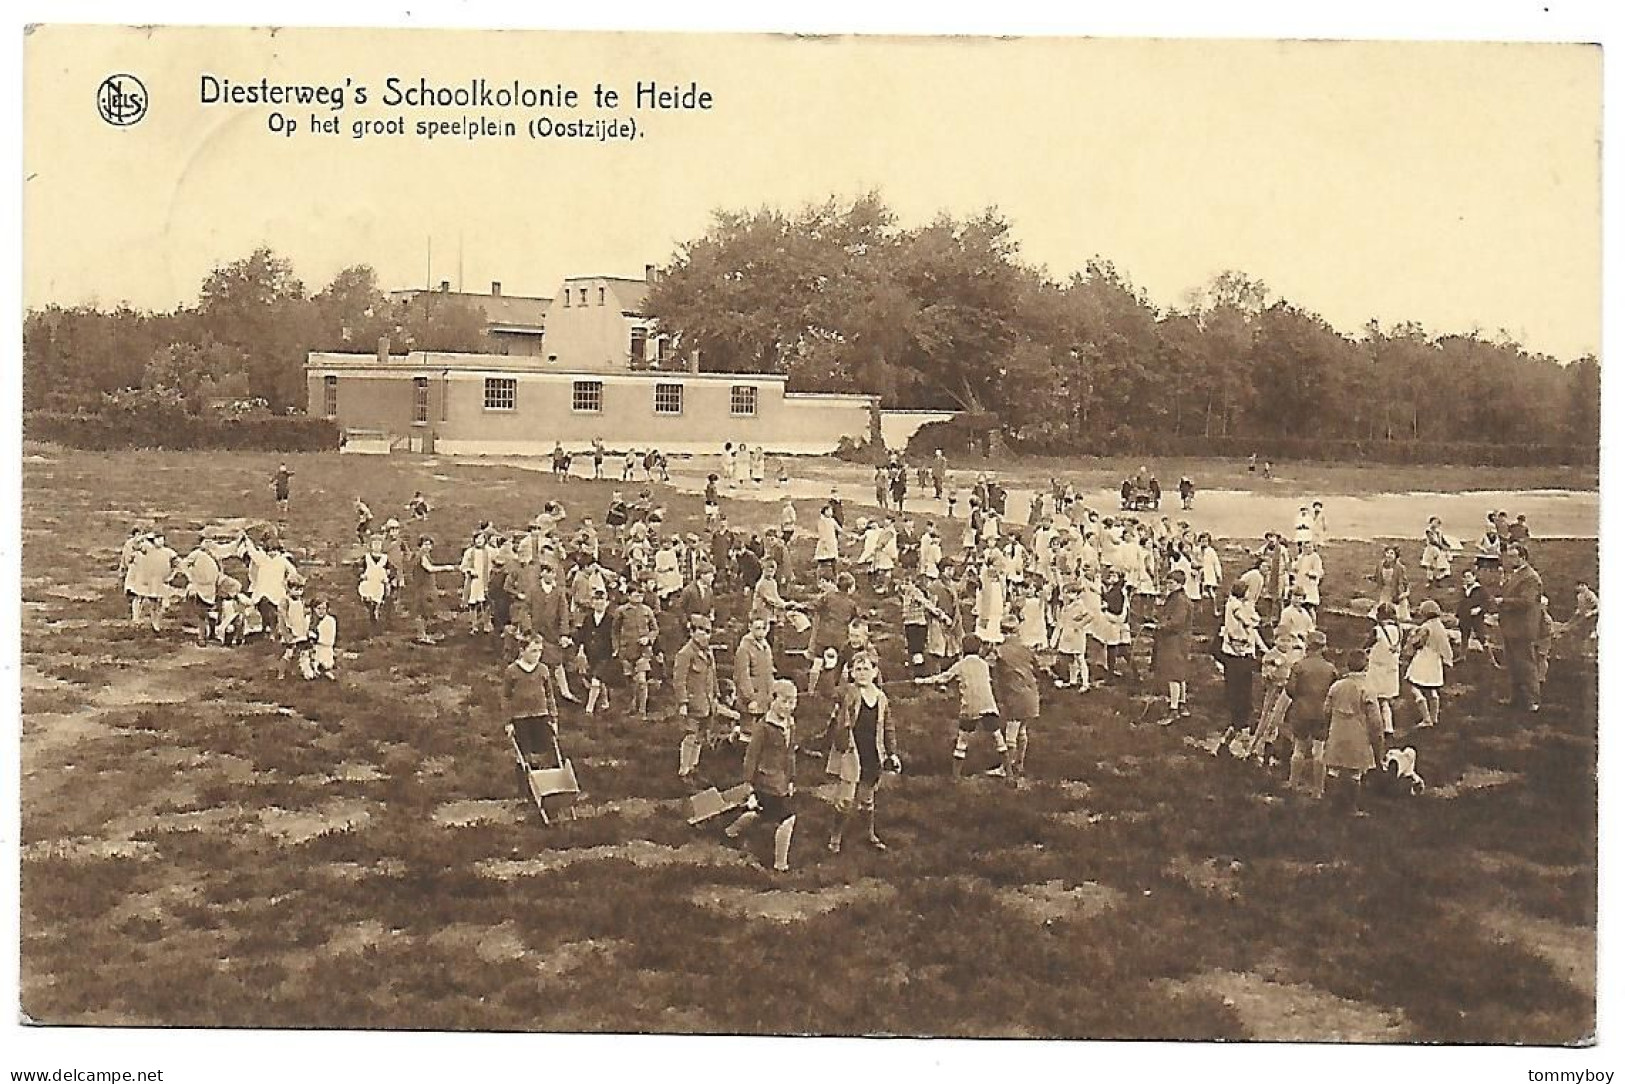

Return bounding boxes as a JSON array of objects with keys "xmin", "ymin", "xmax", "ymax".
[
  {"xmin": 456, "ymin": 455, "xmax": 1597, "ymax": 541},
  {"xmin": 656, "ymin": 465, "xmax": 1599, "ymax": 542}
]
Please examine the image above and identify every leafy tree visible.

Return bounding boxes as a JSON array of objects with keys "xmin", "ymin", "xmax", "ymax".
[
  {"xmin": 195, "ymin": 247, "xmax": 313, "ymax": 409},
  {"xmin": 1186, "ymin": 274, "xmax": 1268, "ymax": 438},
  {"xmin": 390, "ymin": 288, "xmax": 488, "ymax": 353},
  {"xmin": 311, "ymin": 265, "xmax": 398, "ymax": 351},
  {"xmin": 1250, "ymin": 303, "xmax": 1356, "ymax": 437},
  {"xmin": 22, "ymin": 218, "xmax": 1599, "ymax": 464},
  {"xmin": 141, "ymin": 338, "xmax": 246, "ymax": 411},
  {"xmin": 1055, "ymin": 260, "xmax": 1163, "ymax": 437},
  {"xmin": 1565, "ymin": 354, "xmax": 1601, "ymax": 446}
]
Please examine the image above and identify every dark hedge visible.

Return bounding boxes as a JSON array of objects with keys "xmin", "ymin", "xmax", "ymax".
[{"xmin": 25, "ymin": 412, "xmax": 342, "ymax": 452}]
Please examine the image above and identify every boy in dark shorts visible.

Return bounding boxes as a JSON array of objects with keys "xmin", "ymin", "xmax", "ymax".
[
  {"xmin": 724, "ymin": 679, "xmax": 800, "ymax": 873},
  {"xmin": 993, "ymin": 616, "xmax": 1042, "ymax": 787},
  {"xmin": 673, "ymin": 615, "xmax": 721, "ymax": 780},
  {"xmin": 805, "ymin": 572, "xmax": 861, "ymax": 694},
  {"xmin": 915, "ymin": 634, "xmax": 1012, "ymax": 781}
]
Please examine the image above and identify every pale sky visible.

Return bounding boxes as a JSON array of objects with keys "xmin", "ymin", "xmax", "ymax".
[{"xmin": 23, "ymin": 27, "xmax": 1602, "ymax": 359}]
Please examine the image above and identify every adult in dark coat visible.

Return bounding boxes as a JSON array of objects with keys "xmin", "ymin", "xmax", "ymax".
[
  {"xmin": 527, "ymin": 564, "xmax": 572, "ymax": 662},
  {"xmin": 1153, "ymin": 570, "xmax": 1193, "ymax": 719},
  {"xmin": 526, "ymin": 563, "xmax": 577, "ymax": 702},
  {"xmin": 1497, "ymin": 544, "xmax": 1545, "ymax": 711},
  {"xmin": 677, "ymin": 569, "xmax": 718, "ymax": 629},
  {"xmin": 736, "ymin": 543, "xmax": 763, "ymax": 589}
]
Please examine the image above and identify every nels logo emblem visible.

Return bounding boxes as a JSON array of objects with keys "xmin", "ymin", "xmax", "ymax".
[{"xmin": 97, "ymin": 74, "xmax": 148, "ymax": 126}]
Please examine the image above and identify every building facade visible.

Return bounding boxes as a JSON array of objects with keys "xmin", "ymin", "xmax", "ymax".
[
  {"xmin": 340, "ymin": 265, "xmax": 955, "ymax": 455},
  {"xmin": 307, "ymin": 349, "xmax": 953, "ymax": 456},
  {"xmin": 541, "ymin": 273, "xmax": 667, "ymax": 370},
  {"xmin": 388, "ymin": 267, "xmax": 684, "ymax": 369}
]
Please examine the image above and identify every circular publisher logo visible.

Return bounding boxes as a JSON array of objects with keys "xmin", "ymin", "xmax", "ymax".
[{"xmin": 97, "ymin": 74, "xmax": 148, "ymax": 126}]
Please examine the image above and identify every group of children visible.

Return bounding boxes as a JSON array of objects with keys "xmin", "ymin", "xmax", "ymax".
[
  {"xmin": 117, "ymin": 523, "xmax": 339, "ymax": 681},
  {"xmin": 1202, "ymin": 502, "xmax": 1594, "ymax": 813},
  {"xmin": 720, "ymin": 441, "xmax": 783, "ymax": 489},
  {"xmin": 551, "ymin": 440, "xmax": 673, "ymax": 484},
  {"xmin": 107, "ymin": 450, "xmax": 1595, "ymax": 869}
]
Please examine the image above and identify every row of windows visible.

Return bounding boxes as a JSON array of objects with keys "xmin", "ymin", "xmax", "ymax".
[
  {"xmin": 324, "ymin": 375, "xmax": 760, "ymax": 420},
  {"xmin": 560, "ymin": 286, "xmax": 606, "ymax": 308},
  {"xmin": 484, "ymin": 379, "xmax": 758, "ymax": 417}
]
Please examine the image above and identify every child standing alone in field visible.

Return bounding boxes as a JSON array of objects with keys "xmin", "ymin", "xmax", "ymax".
[
  {"xmin": 270, "ymin": 463, "xmax": 293, "ymax": 520},
  {"xmin": 725, "ymin": 679, "xmax": 801, "ymax": 873},
  {"xmin": 704, "ymin": 474, "xmax": 721, "ymax": 526}
]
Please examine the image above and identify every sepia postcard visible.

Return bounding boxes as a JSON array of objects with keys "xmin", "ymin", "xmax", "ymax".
[{"xmin": 13, "ymin": 14, "xmax": 1608, "ymax": 1082}]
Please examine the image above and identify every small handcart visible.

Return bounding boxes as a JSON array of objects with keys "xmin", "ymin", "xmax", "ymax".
[{"xmin": 506, "ymin": 719, "xmax": 581, "ymax": 825}]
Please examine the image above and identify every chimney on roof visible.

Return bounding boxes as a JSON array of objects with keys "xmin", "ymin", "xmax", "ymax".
[
  {"xmin": 377, "ymin": 336, "xmax": 391, "ymax": 365},
  {"xmin": 491, "ymin": 281, "xmax": 502, "ymax": 296},
  {"xmin": 646, "ymin": 264, "xmax": 658, "ymax": 284},
  {"xmin": 687, "ymin": 349, "xmax": 700, "ymax": 375},
  {"xmin": 439, "ymin": 280, "xmax": 451, "ymax": 292}
]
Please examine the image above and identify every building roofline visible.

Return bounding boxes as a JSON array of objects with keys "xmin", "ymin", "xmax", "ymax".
[
  {"xmin": 388, "ymin": 288, "xmax": 553, "ymax": 303},
  {"xmin": 784, "ymin": 391, "xmax": 876, "ymax": 403},
  {"xmin": 306, "ymin": 351, "xmax": 789, "ymax": 382}
]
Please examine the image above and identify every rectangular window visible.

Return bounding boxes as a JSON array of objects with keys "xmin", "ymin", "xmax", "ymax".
[
  {"xmin": 730, "ymin": 385, "xmax": 758, "ymax": 417},
  {"xmin": 654, "ymin": 382, "xmax": 684, "ymax": 415},
  {"xmin": 629, "ymin": 328, "xmax": 648, "ymax": 368},
  {"xmin": 598, "ymin": 286, "xmax": 606, "ymax": 306},
  {"xmin": 579, "ymin": 288, "xmax": 587, "ymax": 306},
  {"xmin": 572, "ymin": 380, "xmax": 603, "ymax": 413},
  {"xmin": 322, "ymin": 375, "xmax": 337, "ymax": 417},
  {"xmin": 412, "ymin": 377, "xmax": 429, "ymax": 424},
  {"xmin": 484, "ymin": 377, "xmax": 516, "ymax": 411}
]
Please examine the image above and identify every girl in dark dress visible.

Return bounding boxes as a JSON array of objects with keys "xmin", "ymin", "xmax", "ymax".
[{"xmin": 826, "ymin": 654, "xmax": 898, "ymax": 854}]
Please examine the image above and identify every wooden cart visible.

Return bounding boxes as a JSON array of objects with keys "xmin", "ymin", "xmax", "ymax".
[{"xmin": 506, "ymin": 720, "xmax": 581, "ymax": 825}]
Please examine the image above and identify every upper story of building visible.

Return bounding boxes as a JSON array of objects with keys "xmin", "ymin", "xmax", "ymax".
[
  {"xmin": 388, "ymin": 280, "xmax": 551, "ymax": 357},
  {"xmin": 388, "ymin": 264, "xmax": 694, "ymax": 372}
]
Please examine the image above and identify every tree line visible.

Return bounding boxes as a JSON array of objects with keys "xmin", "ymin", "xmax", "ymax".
[
  {"xmin": 643, "ymin": 193, "xmax": 1599, "ymax": 455},
  {"xmin": 23, "ymin": 205, "xmax": 1600, "ymax": 460},
  {"xmin": 23, "ymin": 248, "xmax": 487, "ymax": 415}
]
